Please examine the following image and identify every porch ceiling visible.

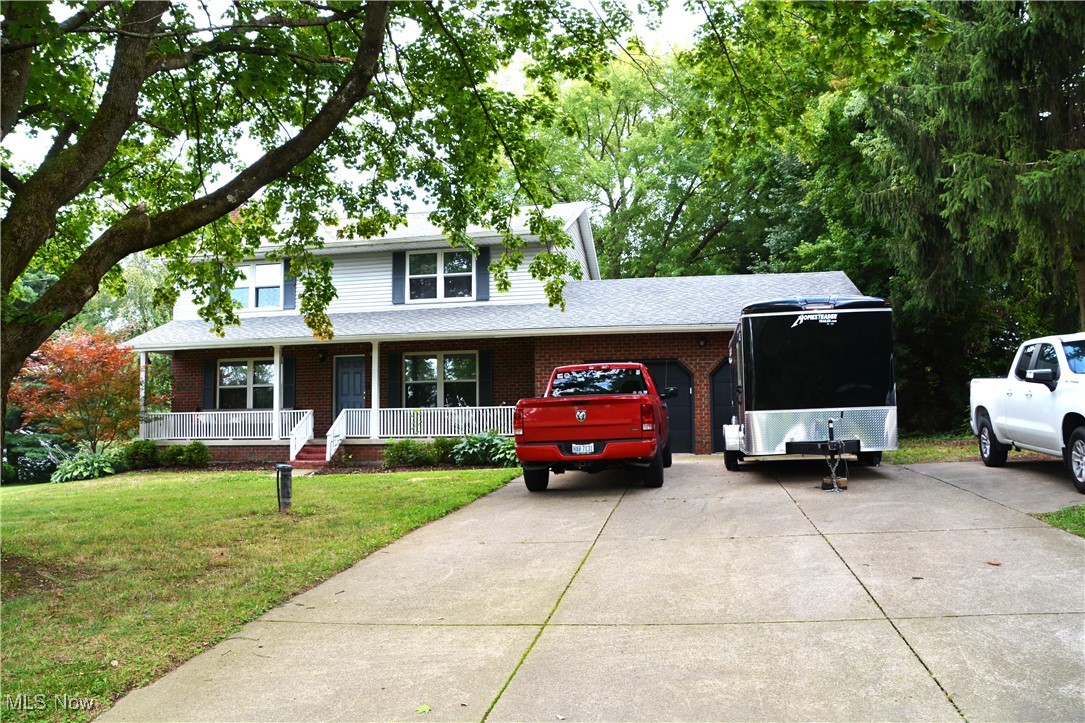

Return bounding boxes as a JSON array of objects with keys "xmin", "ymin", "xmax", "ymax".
[{"xmin": 127, "ymin": 271, "xmax": 861, "ymax": 352}]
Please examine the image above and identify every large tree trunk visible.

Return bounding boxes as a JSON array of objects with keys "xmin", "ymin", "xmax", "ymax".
[{"xmin": 1, "ymin": 1, "xmax": 391, "ymax": 415}]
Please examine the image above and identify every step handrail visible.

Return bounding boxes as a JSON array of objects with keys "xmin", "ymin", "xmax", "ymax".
[
  {"xmin": 325, "ymin": 409, "xmax": 348, "ymax": 461},
  {"xmin": 288, "ymin": 410, "xmax": 314, "ymax": 461}
]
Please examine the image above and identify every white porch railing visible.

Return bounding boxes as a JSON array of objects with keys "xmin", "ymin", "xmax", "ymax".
[
  {"xmin": 142, "ymin": 406, "xmax": 515, "ymax": 461},
  {"xmin": 378, "ymin": 406, "xmax": 514, "ymax": 438},
  {"xmin": 326, "ymin": 409, "xmax": 371, "ymax": 461},
  {"xmin": 288, "ymin": 410, "xmax": 314, "ymax": 461},
  {"xmin": 141, "ymin": 410, "xmax": 311, "ymax": 442}
]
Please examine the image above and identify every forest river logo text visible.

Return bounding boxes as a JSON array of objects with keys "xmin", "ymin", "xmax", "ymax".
[{"xmin": 791, "ymin": 312, "xmax": 838, "ymax": 328}]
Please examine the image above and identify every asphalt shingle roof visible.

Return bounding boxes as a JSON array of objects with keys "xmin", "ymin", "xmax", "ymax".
[{"xmin": 128, "ymin": 271, "xmax": 861, "ymax": 351}]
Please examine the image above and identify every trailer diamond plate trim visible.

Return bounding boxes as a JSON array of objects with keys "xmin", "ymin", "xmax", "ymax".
[{"xmin": 743, "ymin": 407, "xmax": 897, "ymax": 456}]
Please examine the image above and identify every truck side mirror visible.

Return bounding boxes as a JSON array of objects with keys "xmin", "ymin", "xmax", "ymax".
[
  {"xmin": 662, "ymin": 387, "xmax": 678, "ymax": 399},
  {"xmin": 1026, "ymin": 368, "xmax": 1056, "ymax": 390}
]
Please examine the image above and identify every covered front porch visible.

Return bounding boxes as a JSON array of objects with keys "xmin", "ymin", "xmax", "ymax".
[{"xmin": 137, "ymin": 337, "xmax": 525, "ymax": 462}]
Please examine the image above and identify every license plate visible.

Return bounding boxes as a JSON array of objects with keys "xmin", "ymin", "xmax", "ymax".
[{"xmin": 571, "ymin": 443, "xmax": 595, "ymax": 455}]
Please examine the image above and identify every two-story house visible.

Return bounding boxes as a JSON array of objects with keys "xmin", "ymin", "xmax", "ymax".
[{"xmin": 128, "ymin": 202, "xmax": 862, "ymax": 463}]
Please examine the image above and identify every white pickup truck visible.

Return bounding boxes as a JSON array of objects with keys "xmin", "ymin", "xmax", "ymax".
[{"xmin": 970, "ymin": 332, "xmax": 1085, "ymax": 492}]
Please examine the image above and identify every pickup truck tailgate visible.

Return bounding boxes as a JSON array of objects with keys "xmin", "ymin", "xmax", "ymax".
[{"xmin": 518, "ymin": 396, "xmax": 648, "ymax": 444}]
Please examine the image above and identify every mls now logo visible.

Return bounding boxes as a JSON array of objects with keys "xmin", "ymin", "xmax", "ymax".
[{"xmin": 791, "ymin": 312, "xmax": 838, "ymax": 328}]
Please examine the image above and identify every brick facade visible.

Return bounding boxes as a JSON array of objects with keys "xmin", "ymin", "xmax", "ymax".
[{"xmin": 168, "ymin": 331, "xmax": 731, "ymax": 462}]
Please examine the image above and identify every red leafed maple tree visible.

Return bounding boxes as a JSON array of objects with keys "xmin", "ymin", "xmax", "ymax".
[{"xmin": 9, "ymin": 327, "xmax": 148, "ymax": 453}]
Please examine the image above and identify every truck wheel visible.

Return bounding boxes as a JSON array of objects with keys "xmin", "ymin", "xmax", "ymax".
[
  {"xmin": 662, "ymin": 442, "xmax": 673, "ymax": 468},
  {"xmin": 524, "ymin": 467, "xmax": 549, "ymax": 492},
  {"xmin": 642, "ymin": 452, "xmax": 664, "ymax": 488},
  {"xmin": 978, "ymin": 417, "xmax": 1008, "ymax": 467},
  {"xmin": 1068, "ymin": 426, "xmax": 1085, "ymax": 494}
]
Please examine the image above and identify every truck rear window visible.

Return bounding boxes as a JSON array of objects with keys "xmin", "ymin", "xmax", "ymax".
[{"xmin": 550, "ymin": 368, "xmax": 648, "ymax": 397}]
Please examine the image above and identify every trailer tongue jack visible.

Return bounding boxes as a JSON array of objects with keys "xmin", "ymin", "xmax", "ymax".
[{"xmin": 821, "ymin": 419, "xmax": 847, "ymax": 492}]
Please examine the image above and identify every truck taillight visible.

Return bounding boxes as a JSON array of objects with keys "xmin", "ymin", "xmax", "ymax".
[
  {"xmin": 513, "ymin": 408, "xmax": 524, "ymax": 436},
  {"xmin": 641, "ymin": 403, "xmax": 655, "ymax": 433}
]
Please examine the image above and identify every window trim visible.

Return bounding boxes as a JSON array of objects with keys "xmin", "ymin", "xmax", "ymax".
[
  {"xmin": 405, "ymin": 250, "xmax": 475, "ymax": 303},
  {"xmin": 402, "ymin": 351, "xmax": 479, "ymax": 407},
  {"xmin": 217, "ymin": 358, "xmax": 276, "ymax": 409}
]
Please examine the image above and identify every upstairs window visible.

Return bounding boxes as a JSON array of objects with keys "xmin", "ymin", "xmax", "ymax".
[
  {"xmin": 408, "ymin": 250, "xmax": 473, "ymax": 301},
  {"xmin": 231, "ymin": 262, "xmax": 283, "ymax": 310}
]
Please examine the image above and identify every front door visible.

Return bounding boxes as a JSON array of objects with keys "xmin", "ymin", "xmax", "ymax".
[{"xmin": 335, "ymin": 356, "xmax": 367, "ymax": 419}]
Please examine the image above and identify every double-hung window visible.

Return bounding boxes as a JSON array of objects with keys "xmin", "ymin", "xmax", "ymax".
[
  {"xmin": 404, "ymin": 353, "xmax": 478, "ymax": 407},
  {"xmin": 218, "ymin": 360, "xmax": 275, "ymax": 409},
  {"xmin": 231, "ymin": 262, "xmax": 283, "ymax": 310},
  {"xmin": 408, "ymin": 250, "xmax": 473, "ymax": 301}
]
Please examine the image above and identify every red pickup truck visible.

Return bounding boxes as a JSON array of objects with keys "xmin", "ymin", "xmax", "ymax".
[{"xmin": 513, "ymin": 363, "xmax": 674, "ymax": 491}]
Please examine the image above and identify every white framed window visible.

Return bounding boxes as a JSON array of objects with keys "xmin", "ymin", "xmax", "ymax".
[
  {"xmin": 231, "ymin": 262, "xmax": 283, "ymax": 310},
  {"xmin": 404, "ymin": 352, "xmax": 478, "ymax": 407},
  {"xmin": 407, "ymin": 250, "xmax": 473, "ymax": 302},
  {"xmin": 218, "ymin": 359, "xmax": 275, "ymax": 409}
]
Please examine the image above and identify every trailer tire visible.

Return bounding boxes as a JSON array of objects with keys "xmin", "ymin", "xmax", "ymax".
[
  {"xmin": 643, "ymin": 451, "xmax": 665, "ymax": 488},
  {"xmin": 858, "ymin": 452, "xmax": 882, "ymax": 467},
  {"xmin": 724, "ymin": 450, "xmax": 742, "ymax": 471},
  {"xmin": 978, "ymin": 416, "xmax": 1008, "ymax": 467},
  {"xmin": 524, "ymin": 467, "xmax": 549, "ymax": 492},
  {"xmin": 1068, "ymin": 426, "xmax": 1085, "ymax": 494}
]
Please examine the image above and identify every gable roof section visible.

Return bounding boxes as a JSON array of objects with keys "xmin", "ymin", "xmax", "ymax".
[{"xmin": 128, "ymin": 271, "xmax": 861, "ymax": 352}]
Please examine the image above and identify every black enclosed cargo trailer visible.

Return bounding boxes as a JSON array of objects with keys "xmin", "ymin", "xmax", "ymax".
[{"xmin": 722, "ymin": 296, "xmax": 898, "ymax": 469}]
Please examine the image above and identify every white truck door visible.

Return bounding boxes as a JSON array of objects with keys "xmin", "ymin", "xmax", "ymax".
[{"xmin": 1006, "ymin": 342, "xmax": 1060, "ymax": 453}]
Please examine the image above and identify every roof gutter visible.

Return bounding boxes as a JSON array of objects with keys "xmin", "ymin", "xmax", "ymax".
[{"xmin": 126, "ymin": 322, "xmax": 738, "ymax": 353}]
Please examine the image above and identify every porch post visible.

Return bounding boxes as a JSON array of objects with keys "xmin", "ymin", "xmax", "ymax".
[
  {"xmin": 272, "ymin": 344, "xmax": 282, "ymax": 440},
  {"xmin": 139, "ymin": 352, "xmax": 148, "ymax": 413},
  {"xmin": 370, "ymin": 341, "xmax": 381, "ymax": 440}
]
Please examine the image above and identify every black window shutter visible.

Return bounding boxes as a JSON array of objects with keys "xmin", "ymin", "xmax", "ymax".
[
  {"xmin": 478, "ymin": 350, "xmax": 493, "ymax": 405},
  {"xmin": 475, "ymin": 246, "xmax": 490, "ymax": 301},
  {"xmin": 392, "ymin": 252, "xmax": 406, "ymax": 305},
  {"xmin": 202, "ymin": 359, "xmax": 216, "ymax": 410},
  {"xmin": 283, "ymin": 259, "xmax": 296, "ymax": 310},
  {"xmin": 282, "ymin": 356, "xmax": 296, "ymax": 408},
  {"xmin": 387, "ymin": 352, "xmax": 402, "ymax": 406}
]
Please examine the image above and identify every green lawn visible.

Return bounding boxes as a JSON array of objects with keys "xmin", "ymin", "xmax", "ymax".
[
  {"xmin": 883, "ymin": 434, "xmax": 980, "ymax": 464},
  {"xmin": 0, "ymin": 468, "xmax": 521, "ymax": 722}
]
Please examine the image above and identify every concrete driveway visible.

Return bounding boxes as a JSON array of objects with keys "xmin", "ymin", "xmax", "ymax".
[{"xmin": 104, "ymin": 457, "xmax": 1085, "ymax": 722}]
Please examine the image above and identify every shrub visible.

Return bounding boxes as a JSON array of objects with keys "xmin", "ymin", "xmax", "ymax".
[
  {"xmin": 4, "ymin": 431, "xmax": 65, "ymax": 483},
  {"xmin": 158, "ymin": 441, "xmax": 212, "ymax": 468},
  {"xmin": 452, "ymin": 432, "xmax": 518, "ymax": 468},
  {"xmin": 16, "ymin": 455, "xmax": 56, "ymax": 483},
  {"xmin": 382, "ymin": 438, "xmax": 438, "ymax": 469},
  {"xmin": 125, "ymin": 440, "xmax": 160, "ymax": 469},
  {"xmin": 158, "ymin": 444, "xmax": 187, "ymax": 467},
  {"xmin": 2, "ymin": 462, "xmax": 17, "ymax": 484},
  {"xmin": 431, "ymin": 436, "xmax": 458, "ymax": 465},
  {"xmin": 183, "ymin": 440, "xmax": 211, "ymax": 468},
  {"xmin": 51, "ymin": 450, "xmax": 116, "ymax": 483}
]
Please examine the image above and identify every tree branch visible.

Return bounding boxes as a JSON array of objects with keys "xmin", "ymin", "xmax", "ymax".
[
  {"xmin": 0, "ymin": 1, "xmax": 111, "ymax": 55},
  {"xmin": 1, "ymin": 1, "xmax": 168, "ymax": 294}
]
